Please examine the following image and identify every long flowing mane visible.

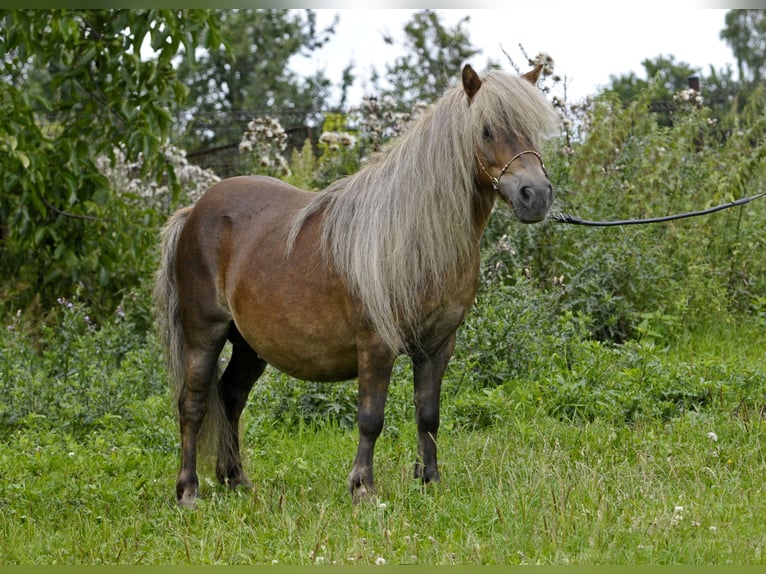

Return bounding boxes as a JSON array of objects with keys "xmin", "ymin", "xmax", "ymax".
[{"xmin": 289, "ymin": 69, "xmax": 559, "ymax": 352}]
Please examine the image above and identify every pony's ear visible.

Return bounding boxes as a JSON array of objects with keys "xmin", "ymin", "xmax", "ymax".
[
  {"xmin": 462, "ymin": 64, "xmax": 482, "ymax": 102},
  {"xmin": 522, "ymin": 63, "xmax": 544, "ymax": 85}
]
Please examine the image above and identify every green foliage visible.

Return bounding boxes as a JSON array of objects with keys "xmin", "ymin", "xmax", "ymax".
[
  {"xmin": 0, "ymin": 290, "xmax": 165, "ymax": 435},
  {"xmin": 606, "ymin": 54, "xmax": 700, "ymax": 108},
  {"xmin": 0, "ymin": 9, "xmax": 221, "ymax": 314},
  {"xmin": 312, "ymin": 112, "xmax": 361, "ymax": 188},
  {"xmin": 176, "ymin": 9, "xmax": 336, "ymax": 149},
  {"xmin": 380, "ymin": 10, "xmax": 483, "ymax": 108},
  {"xmin": 490, "ymin": 81, "xmax": 766, "ymax": 344},
  {"xmin": 284, "ymin": 138, "xmax": 319, "ymax": 190},
  {"xmin": 720, "ymin": 9, "xmax": 766, "ymax": 85}
]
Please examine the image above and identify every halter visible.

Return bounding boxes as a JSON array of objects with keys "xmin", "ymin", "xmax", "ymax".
[{"xmin": 477, "ymin": 150, "xmax": 548, "ymax": 191}]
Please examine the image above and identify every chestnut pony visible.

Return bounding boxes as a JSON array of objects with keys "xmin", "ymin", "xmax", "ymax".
[{"xmin": 154, "ymin": 64, "xmax": 559, "ymax": 506}]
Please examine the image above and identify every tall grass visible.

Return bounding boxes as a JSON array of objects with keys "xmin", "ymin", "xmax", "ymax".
[
  {"xmin": 0, "ymin": 279, "xmax": 764, "ymax": 564},
  {"xmin": 1, "ymin": 395, "xmax": 764, "ymax": 564}
]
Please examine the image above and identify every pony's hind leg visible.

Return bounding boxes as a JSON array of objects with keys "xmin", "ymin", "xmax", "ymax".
[
  {"xmin": 176, "ymin": 326, "xmax": 229, "ymax": 507},
  {"xmin": 215, "ymin": 324, "xmax": 266, "ymax": 490}
]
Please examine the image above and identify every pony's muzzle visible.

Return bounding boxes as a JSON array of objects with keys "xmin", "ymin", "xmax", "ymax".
[{"xmin": 499, "ymin": 176, "xmax": 554, "ymax": 223}]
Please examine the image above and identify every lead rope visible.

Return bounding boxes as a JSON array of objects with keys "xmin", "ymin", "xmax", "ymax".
[
  {"xmin": 478, "ymin": 151, "xmax": 766, "ymax": 225},
  {"xmin": 552, "ymin": 190, "xmax": 766, "ymax": 226}
]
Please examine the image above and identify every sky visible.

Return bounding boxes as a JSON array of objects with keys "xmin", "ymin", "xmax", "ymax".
[{"xmin": 290, "ymin": 8, "xmax": 739, "ymax": 106}]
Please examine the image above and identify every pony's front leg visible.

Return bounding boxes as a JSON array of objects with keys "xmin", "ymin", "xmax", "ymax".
[
  {"xmin": 412, "ymin": 333, "xmax": 456, "ymax": 484},
  {"xmin": 348, "ymin": 337, "xmax": 396, "ymax": 502}
]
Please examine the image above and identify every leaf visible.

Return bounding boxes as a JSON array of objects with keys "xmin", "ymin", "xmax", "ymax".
[
  {"xmin": 99, "ymin": 266, "xmax": 110, "ymax": 287},
  {"xmin": 16, "ymin": 152, "xmax": 29, "ymax": 169}
]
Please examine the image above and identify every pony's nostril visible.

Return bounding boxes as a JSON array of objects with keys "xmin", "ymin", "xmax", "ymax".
[{"xmin": 519, "ymin": 186, "xmax": 533, "ymax": 206}]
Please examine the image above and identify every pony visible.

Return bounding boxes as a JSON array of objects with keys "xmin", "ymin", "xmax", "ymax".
[{"xmin": 154, "ymin": 64, "xmax": 560, "ymax": 506}]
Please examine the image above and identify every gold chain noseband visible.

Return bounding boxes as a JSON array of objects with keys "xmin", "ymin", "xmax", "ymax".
[{"xmin": 477, "ymin": 150, "xmax": 547, "ymax": 191}]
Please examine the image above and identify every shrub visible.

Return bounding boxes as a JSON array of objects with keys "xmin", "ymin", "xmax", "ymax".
[
  {"xmin": 0, "ymin": 291, "xmax": 165, "ymax": 434},
  {"xmin": 489, "ymin": 83, "xmax": 766, "ymax": 342}
]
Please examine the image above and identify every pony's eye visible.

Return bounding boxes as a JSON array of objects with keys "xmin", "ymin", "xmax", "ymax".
[{"xmin": 482, "ymin": 125, "xmax": 493, "ymax": 140}]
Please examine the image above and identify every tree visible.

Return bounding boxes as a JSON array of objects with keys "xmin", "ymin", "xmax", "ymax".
[
  {"xmin": 380, "ymin": 10, "xmax": 482, "ymax": 109},
  {"xmin": 0, "ymin": 9, "xmax": 221, "ymax": 314},
  {"xmin": 720, "ymin": 9, "xmax": 766, "ymax": 85},
  {"xmin": 175, "ymin": 9, "xmax": 337, "ymax": 150},
  {"xmin": 606, "ymin": 54, "xmax": 700, "ymax": 104},
  {"xmin": 603, "ymin": 54, "xmax": 703, "ymax": 127}
]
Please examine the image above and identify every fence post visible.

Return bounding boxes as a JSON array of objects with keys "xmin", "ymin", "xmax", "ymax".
[{"xmin": 687, "ymin": 76, "xmax": 700, "ymax": 92}]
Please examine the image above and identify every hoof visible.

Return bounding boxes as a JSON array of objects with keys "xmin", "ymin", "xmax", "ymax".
[
  {"xmin": 224, "ymin": 475, "xmax": 253, "ymax": 491},
  {"xmin": 352, "ymin": 484, "xmax": 371, "ymax": 504},
  {"xmin": 414, "ymin": 463, "xmax": 440, "ymax": 484},
  {"xmin": 349, "ymin": 473, "xmax": 375, "ymax": 504},
  {"xmin": 177, "ymin": 491, "xmax": 199, "ymax": 508},
  {"xmin": 176, "ymin": 477, "xmax": 199, "ymax": 508}
]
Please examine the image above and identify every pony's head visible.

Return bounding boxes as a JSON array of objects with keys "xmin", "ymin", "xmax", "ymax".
[{"xmin": 463, "ymin": 64, "xmax": 558, "ymax": 223}]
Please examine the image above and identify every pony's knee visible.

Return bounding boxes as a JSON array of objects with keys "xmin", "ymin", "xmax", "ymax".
[
  {"xmin": 358, "ymin": 410, "xmax": 384, "ymax": 439},
  {"xmin": 416, "ymin": 402, "xmax": 440, "ymax": 433}
]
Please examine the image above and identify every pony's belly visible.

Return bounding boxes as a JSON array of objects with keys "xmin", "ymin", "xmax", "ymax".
[
  {"xmin": 238, "ymin": 321, "xmax": 359, "ymax": 383},
  {"xmin": 268, "ymin": 356, "xmax": 358, "ymax": 383}
]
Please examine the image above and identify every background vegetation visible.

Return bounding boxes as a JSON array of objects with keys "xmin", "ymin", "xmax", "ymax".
[{"xmin": 0, "ymin": 8, "xmax": 765, "ymax": 565}]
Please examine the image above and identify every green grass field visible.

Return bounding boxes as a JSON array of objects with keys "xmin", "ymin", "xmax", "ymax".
[{"xmin": 1, "ymin": 316, "xmax": 764, "ymax": 565}]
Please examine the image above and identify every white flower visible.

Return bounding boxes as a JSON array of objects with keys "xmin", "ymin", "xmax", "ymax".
[
  {"xmin": 339, "ymin": 133, "xmax": 357, "ymax": 147},
  {"xmin": 707, "ymin": 431, "xmax": 718, "ymax": 442},
  {"xmin": 670, "ymin": 505, "xmax": 685, "ymax": 527},
  {"xmin": 319, "ymin": 131, "xmax": 338, "ymax": 145},
  {"xmin": 375, "ymin": 557, "xmax": 386, "ymax": 565}
]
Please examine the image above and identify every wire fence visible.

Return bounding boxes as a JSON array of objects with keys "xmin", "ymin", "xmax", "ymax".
[{"xmin": 179, "ymin": 109, "xmax": 322, "ymax": 179}]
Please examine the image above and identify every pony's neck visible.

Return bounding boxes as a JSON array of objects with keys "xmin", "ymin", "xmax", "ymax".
[{"xmin": 472, "ymin": 186, "xmax": 498, "ymax": 240}]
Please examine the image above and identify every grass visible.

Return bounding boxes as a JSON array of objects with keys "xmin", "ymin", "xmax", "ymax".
[
  {"xmin": 1, "ymin": 411, "xmax": 764, "ymax": 564},
  {"xmin": 1, "ymin": 320, "xmax": 765, "ymax": 565},
  {"xmin": 0, "ymin": 290, "xmax": 764, "ymax": 565}
]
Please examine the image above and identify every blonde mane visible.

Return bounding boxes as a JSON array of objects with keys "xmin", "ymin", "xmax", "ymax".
[{"xmin": 289, "ymin": 68, "xmax": 559, "ymax": 353}]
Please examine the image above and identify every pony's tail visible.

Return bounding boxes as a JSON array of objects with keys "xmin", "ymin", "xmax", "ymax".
[
  {"xmin": 153, "ymin": 206, "xmax": 229, "ymax": 467},
  {"xmin": 153, "ymin": 206, "xmax": 193, "ymax": 412}
]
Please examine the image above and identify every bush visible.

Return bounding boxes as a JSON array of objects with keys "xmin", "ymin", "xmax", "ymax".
[
  {"xmin": 0, "ymin": 291, "xmax": 165, "ymax": 434},
  {"xmin": 488, "ymin": 85, "xmax": 766, "ymax": 343},
  {"xmin": 4, "ymin": 78, "xmax": 765, "ymax": 438}
]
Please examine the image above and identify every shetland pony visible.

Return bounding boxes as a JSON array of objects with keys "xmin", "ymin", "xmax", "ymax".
[{"xmin": 154, "ymin": 64, "xmax": 559, "ymax": 506}]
